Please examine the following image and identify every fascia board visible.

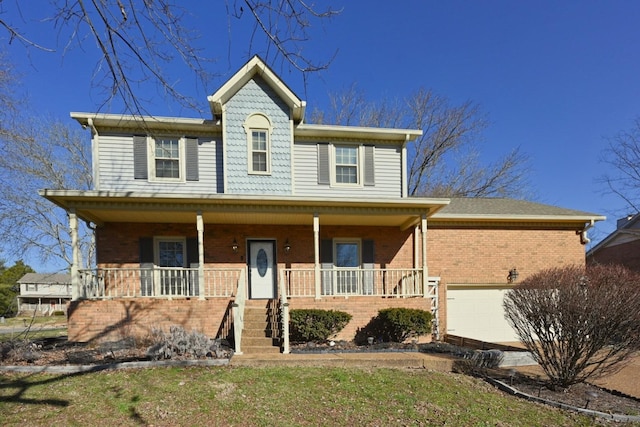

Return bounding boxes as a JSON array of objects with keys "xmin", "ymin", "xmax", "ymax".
[
  {"xmin": 207, "ymin": 56, "xmax": 305, "ymax": 121},
  {"xmin": 39, "ymin": 189, "xmax": 449, "ymax": 211},
  {"xmin": 431, "ymin": 213, "xmax": 607, "ymax": 224},
  {"xmin": 70, "ymin": 112, "xmax": 220, "ymax": 133},
  {"xmin": 295, "ymin": 124, "xmax": 423, "ymax": 142}
]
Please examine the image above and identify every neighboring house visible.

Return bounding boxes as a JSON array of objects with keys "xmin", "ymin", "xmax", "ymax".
[
  {"xmin": 587, "ymin": 213, "xmax": 640, "ymax": 272},
  {"xmin": 40, "ymin": 56, "xmax": 604, "ymax": 349},
  {"xmin": 17, "ymin": 273, "xmax": 72, "ymax": 315}
]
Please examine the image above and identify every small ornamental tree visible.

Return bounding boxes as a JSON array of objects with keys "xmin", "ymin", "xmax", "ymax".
[{"xmin": 504, "ymin": 264, "xmax": 640, "ymax": 389}]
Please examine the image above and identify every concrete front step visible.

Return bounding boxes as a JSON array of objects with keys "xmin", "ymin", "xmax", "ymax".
[
  {"xmin": 242, "ymin": 336, "xmax": 279, "ymax": 347},
  {"xmin": 243, "ymin": 311, "xmax": 271, "ymax": 322},
  {"xmin": 240, "ymin": 300, "xmax": 281, "ymax": 354},
  {"xmin": 241, "ymin": 346, "xmax": 282, "ymax": 355}
]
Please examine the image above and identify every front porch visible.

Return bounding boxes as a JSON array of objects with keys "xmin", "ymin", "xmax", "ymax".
[{"xmin": 71, "ymin": 266, "xmax": 440, "ymax": 353}]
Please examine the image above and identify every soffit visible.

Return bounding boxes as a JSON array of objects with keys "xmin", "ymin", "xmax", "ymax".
[{"xmin": 40, "ymin": 190, "xmax": 449, "ymax": 229}]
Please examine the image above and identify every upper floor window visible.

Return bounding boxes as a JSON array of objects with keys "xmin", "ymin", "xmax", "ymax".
[
  {"xmin": 133, "ymin": 135, "xmax": 199, "ymax": 182},
  {"xmin": 251, "ymin": 130, "xmax": 268, "ymax": 172},
  {"xmin": 244, "ymin": 113, "xmax": 273, "ymax": 175},
  {"xmin": 154, "ymin": 137, "xmax": 180, "ymax": 179},
  {"xmin": 335, "ymin": 145, "xmax": 358, "ymax": 184},
  {"xmin": 317, "ymin": 143, "xmax": 375, "ymax": 187}
]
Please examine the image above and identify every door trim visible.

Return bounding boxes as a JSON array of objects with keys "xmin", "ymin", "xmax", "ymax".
[{"xmin": 247, "ymin": 239, "xmax": 277, "ymax": 299}]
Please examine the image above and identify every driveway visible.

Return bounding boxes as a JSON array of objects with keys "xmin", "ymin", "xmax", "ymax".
[
  {"xmin": 517, "ymin": 354, "xmax": 640, "ymax": 399},
  {"xmin": 593, "ymin": 355, "xmax": 640, "ymax": 399}
]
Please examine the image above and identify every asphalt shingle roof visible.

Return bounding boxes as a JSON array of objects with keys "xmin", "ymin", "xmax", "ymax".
[
  {"xmin": 434, "ymin": 198, "xmax": 602, "ymax": 218},
  {"xmin": 17, "ymin": 273, "xmax": 71, "ymax": 284}
]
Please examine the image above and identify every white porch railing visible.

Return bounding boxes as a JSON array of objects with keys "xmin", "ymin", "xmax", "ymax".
[
  {"xmin": 282, "ymin": 268, "xmax": 439, "ymax": 299},
  {"xmin": 78, "ymin": 267, "xmax": 244, "ymax": 299},
  {"xmin": 279, "ymin": 269, "xmax": 290, "ymax": 354},
  {"xmin": 231, "ymin": 269, "xmax": 247, "ymax": 355}
]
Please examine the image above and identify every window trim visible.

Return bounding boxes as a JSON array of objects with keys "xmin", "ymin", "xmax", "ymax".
[
  {"xmin": 243, "ymin": 113, "xmax": 273, "ymax": 175},
  {"xmin": 333, "ymin": 238, "xmax": 361, "ymax": 295},
  {"xmin": 333, "ymin": 238, "xmax": 362, "ymax": 268},
  {"xmin": 153, "ymin": 236, "xmax": 187, "ymax": 267},
  {"xmin": 149, "ymin": 136, "xmax": 186, "ymax": 182},
  {"xmin": 331, "ymin": 144, "xmax": 363, "ymax": 187}
]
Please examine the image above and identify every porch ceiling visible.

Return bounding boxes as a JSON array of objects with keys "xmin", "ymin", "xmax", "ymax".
[{"xmin": 40, "ymin": 190, "xmax": 450, "ymax": 229}]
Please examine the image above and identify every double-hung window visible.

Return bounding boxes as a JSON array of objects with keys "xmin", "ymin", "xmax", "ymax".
[
  {"xmin": 154, "ymin": 137, "xmax": 181, "ymax": 179},
  {"xmin": 244, "ymin": 113, "xmax": 273, "ymax": 175},
  {"xmin": 134, "ymin": 135, "xmax": 199, "ymax": 182},
  {"xmin": 335, "ymin": 145, "xmax": 358, "ymax": 184},
  {"xmin": 251, "ymin": 130, "xmax": 269, "ymax": 173},
  {"xmin": 318, "ymin": 143, "xmax": 374, "ymax": 187}
]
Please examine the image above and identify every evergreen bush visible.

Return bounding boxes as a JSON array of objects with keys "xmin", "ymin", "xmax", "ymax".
[
  {"xmin": 289, "ymin": 309, "xmax": 352, "ymax": 343},
  {"xmin": 376, "ymin": 308, "xmax": 432, "ymax": 342}
]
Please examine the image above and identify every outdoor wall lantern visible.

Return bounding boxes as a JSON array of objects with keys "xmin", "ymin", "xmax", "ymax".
[
  {"xmin": 232, "ymin": 238, "xmax": 239, "ymax": 253},
  {"xmin": 284, "ymin": 238, "xmax": 291, "ymax": 254},
  {"xmin": 507, "ymin": 268, "xmax": 519, "ymax": 283}
]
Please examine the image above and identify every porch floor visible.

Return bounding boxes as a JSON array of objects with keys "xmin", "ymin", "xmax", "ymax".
[{"xmin": 230, "ymin": 351, "xmax": 456, "ymax": 371}]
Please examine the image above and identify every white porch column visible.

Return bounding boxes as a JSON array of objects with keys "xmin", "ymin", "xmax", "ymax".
[
  {"xmin": 197, "ymin": 212, "xmax": 205, "ymax": 300},
  {"xmin": 69, "ymin": 210, "xmax": 80, "ymax": 301},
  {"xmin": 313, "ymin": 213, "xmax": 321, "ymax": 300},
  {"xmin": 421, "ymin": 214, "xmax": 429, "ymax": 298},
  {"xmin": 413, "ymin": 225, "xmax": 420, "ymax": 269}
]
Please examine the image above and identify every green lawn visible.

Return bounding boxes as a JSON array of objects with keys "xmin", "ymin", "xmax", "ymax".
[
  {"xmin": 0, "ymin": 366, "xmax": 593, "ymax": 426},
  {"xmin": 0, "ymin": 315, "xmax": 67, "ymax": 328},
  {"xmin": 0, "ymin": 315, "xmax": 67, "ymax": 342}
]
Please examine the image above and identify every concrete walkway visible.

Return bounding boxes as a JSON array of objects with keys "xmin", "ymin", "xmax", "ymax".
[{"xmin": 230, "ymin": 351, "xmax": 456, "ymax": 371}]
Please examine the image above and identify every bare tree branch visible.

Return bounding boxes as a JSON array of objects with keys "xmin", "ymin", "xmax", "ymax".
[
  {"xmin": 599, "ymin": 117, "xmax": 640, "ymax": 214},
  {"xmin": 310, "ymin": 85, "xmax": 530, "ymax": 199},
  {"xmin": 0, "ymin": 112, "xmax": 93, "ymax": 271},
  {"xmin": 504, "ymin": 264, "xmax": 640, "ymax": 389},
  {"xmin": 0, "ymin": 1, "xmax": 341, "ymax": 116}
]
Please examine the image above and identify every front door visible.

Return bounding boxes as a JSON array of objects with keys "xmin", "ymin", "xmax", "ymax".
[{"xmin": 248, "ymin": 240, "xmax": 276, "ymax": 299}]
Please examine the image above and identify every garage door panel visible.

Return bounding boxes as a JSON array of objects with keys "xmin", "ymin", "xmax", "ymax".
[{"xmin": 447, "ymin": 287, "xmax": 519, "ymax": 343}]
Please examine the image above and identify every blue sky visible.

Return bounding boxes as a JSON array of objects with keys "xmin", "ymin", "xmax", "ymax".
[{"xmin": 3, "ymin": 1, "xmax": 640, "ymax": 269}]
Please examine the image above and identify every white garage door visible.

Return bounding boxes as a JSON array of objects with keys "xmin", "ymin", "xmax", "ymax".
[{"xmin": 447, "ymin": 286, "xmax": 519, "ymax": 343}]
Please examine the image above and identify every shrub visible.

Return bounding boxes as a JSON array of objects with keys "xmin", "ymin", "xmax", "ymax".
[
  {"xmin": 504, "ymin": 264, "xmax": 640, "ymax": 389},
  {"xmin": 376, "ymin": 308, "xmax": 433, "ymax": 343},
  {"xmin": 145, "ymin": 325, "xmax": 232, "ymax": 360},
  {"xmin": 289, "ymin": 309, "xmax": 352, "ymax": 343}
]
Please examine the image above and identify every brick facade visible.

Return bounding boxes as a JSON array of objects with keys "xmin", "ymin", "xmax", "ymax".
[
  {"xmin": 289, "ymin": 297, "xmax": 435, "ymax": 342},
  {"xmin": 587, "ymin": 239, "xmax": 640, "ymax": 272},
  {"xmin": 67, "ymin": 298, "xmax": 231, "ymax": 342},
  {"xmin": 71, "ymin": 221, "xmax": 587, "ymax": 344},
  {"xmin": 428, "ymin": 226, "xmax": 586, "ymax": 284}
]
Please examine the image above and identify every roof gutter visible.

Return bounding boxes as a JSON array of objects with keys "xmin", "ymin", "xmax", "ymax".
[{"xmin": 579, "ymin": 219, "xmax": 596, "ymax": 245}]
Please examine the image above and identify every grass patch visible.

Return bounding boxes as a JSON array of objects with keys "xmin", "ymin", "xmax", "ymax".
[
  {"xmin": 0, "ymin": 328, "xmax": 68, "ymax": 343},
  {"xmin": 1, "ymin": 315, "xmax": 66, "ymax": 328},
  {"xmin": 0, "ymin": 366, "xmax": 593, "ymax": 426}
]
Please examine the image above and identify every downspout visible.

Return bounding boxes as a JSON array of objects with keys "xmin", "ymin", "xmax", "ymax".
[{"xmin": 580, "ymin": 219, "xmax": 595, "ymax": 245}]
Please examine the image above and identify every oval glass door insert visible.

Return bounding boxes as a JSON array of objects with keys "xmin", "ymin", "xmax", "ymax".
[{"xmin": 257, "ymin": 248, "xmax": 268, "ymax": 277}]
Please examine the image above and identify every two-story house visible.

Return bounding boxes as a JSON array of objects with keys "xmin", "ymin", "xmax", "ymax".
[
  {"xmin": 42, "ymin": 56, "xmax": 604, "ymax": 351},
  {"xmin": 17, "ymin": 273, "xmax": 72, "ymax": 315}
]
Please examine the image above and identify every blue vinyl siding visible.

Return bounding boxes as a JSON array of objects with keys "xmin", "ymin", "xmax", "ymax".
[{"xmin": 224, "ymin": 76, "xmax": 292, "ymax": 195}]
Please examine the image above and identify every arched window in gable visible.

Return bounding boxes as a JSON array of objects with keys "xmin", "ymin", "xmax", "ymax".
[{"xmin": 243, "ymin": 113, "xmax": 273, "ymax": 174}]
